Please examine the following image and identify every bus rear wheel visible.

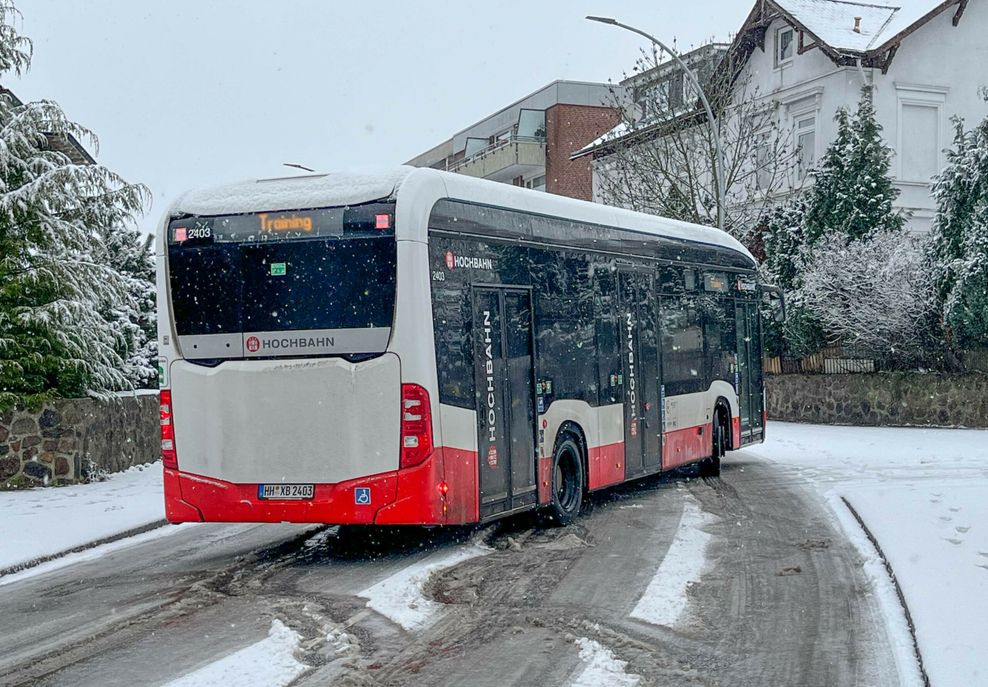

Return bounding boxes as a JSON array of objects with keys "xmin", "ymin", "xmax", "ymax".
[
  {"xmin": 699, "ymin": 415, "xmax": 726, "ymax": 477},
  {"xmin": 546, "ymin": 436, "xmax": 584, "ymax": 526}
]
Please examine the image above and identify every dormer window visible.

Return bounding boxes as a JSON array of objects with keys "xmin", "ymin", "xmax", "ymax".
[{"xmin": 776, "ymin": 26, "xmax": 794, "ymax": 67}]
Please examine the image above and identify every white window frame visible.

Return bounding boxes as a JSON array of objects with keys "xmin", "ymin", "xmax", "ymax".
[
  {"xmin": 794, "ymin": 112, "xmax": 816, "ymax": 177},
  {"xmin": 754, "ymin": 129, "xmax": 773, "ymax": 193},
  {"xmin": 776, "ymin": 26, "xmax": 795, "ymax": 68},
  {"xmin": 894, "ymin": 83, "xmax": 948, "ymax": 184},
  {"xmin": 782, "ymin": 89, "xmax": 823, "ymax": 184}
]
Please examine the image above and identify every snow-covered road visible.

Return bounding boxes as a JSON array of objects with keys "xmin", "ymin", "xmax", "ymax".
[{"xmin": 0, "ymin": 422, "xmax": 985, "ymax": 686}]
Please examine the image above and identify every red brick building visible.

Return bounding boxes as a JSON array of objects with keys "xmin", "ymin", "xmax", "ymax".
[{"xmin": 406, "ymin": 81, "xmax": 623, "ymax": 201}]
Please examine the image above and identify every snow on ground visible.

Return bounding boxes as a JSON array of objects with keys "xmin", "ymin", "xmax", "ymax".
[
  {"xmin": 571, "ymin": 637, "xmax": 641, "ymax": 687},
  {"xmin": 161, "ymin": 619, "xmax": 307, "ymax": 687},
  {"xmin": 0, "ymin": 462, "xmax": 166, "ymax": 572},
  {"xmin": 0, "ymin": 523, "xmax": 184, "ymax": 587},
  {"xmin": 825, "ymin": 492, "xmax": 924, "ymax": 687},
  {"xmin": 630, "ymin": 492, "xmax": 716, "ymax": 627},
  {"xmin": 752, "ymin": 422, "xmax": 988, "ymax": 686},
  {"xmin": 358, "ymin": 539, "xmax": 492, "ymax": 632}
]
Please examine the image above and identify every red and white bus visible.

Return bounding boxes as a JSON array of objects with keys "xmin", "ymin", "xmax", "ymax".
[{"xmin": 157, "ymin": 168, "xmax": 767, "ymax": 526}]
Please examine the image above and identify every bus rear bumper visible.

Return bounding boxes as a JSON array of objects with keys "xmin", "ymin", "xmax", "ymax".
[
  {"xmin": 163, "ymin": 452, "xmax": 459, "ymax": 525},
  {"xmin": 164, "ymin": 468, "xmax": 403, "ymax": 525}
]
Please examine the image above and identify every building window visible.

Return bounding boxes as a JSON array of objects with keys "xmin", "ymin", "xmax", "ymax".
[
  {"xmin": 895, "ymin": 91, "xmax": 944, "ymax": 183},
  {"xmin": 795, "ymin": 114, "xmax": 816, "ymax": 177},
  {"xmin": 517, "ymin": 109, "xmax": 546, "ymax": 140},
  {"xmin": 776, "ymin": 26, "xmax": 794, "ymax": 67},
  {"xmin": 669, "ymin": 72, "xmax": 686, "ymax": 111},
  {"xmin": 525, "ymin": 174, "xmax": 546, "ymax": 191},
  {"xmin": 899, "ymin": 104, "xmax": 939, "ymax": 181},
  {"xmin": 754, "ymin": 130, "xmax": 772, "ymax": 191}
]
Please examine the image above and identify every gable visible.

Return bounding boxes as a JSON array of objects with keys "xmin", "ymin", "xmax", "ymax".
[{"xmin": 729, "ymin": 0, "xmax": 964, "ymax": 73}]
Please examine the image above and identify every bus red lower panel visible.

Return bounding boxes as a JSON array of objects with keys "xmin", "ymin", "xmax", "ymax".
[
  {"xmin": 165, "ymin": 468, "xmax": 401, "ymax": 524},
  {"xmin": 588, "ymin": 442, "xmax": 625, "ymax": 491},
  {"xmin": 663, "ymin": 424, "xmax": 711, "ymax": 470},
  {"xmin": 433, "ymin": 447, "xmax": 479, "ymax": 524},
  {"xmin": 537, "ymin": 456, "xmax": 551, "ymax": 504},
  {"xmin": 165, "ymin": 446, "xmax": 478, "ymax": 525},
  {"xmin": 375, "ymin": 448, "xmax": 454, "ymax": 525}
]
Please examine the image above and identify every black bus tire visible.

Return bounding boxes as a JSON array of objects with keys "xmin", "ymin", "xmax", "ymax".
[
  {"xmin": 546, "ymin": 435, "xmax": 585, "ymax": 526},
  {"xmin": 699, "ymin": 415, "xmax": 724, "ymax": 477}
]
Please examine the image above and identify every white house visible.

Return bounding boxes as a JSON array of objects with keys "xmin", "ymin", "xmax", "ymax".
[{"xmin": 587, "ymin": 0, "xmax": 988, "ymax": 234}]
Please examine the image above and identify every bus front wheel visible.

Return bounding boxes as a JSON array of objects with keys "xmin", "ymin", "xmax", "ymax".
[
  {"xmin": 699, "ymin": 414, "xmax": 726, "ymax": 478},
  {"xmin": 546, "ymin": 436, "xmax": 584, "ymax": 526}
]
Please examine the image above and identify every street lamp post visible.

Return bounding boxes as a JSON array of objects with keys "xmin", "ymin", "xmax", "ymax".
[{"xmin": 587, "ymin": 15, "xmax": 727, "ymax": 232}]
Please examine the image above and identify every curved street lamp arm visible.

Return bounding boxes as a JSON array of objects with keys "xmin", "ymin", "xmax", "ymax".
[{"xmin": 586, "ymin": 16, "xmax": 726, "ymax": 231}]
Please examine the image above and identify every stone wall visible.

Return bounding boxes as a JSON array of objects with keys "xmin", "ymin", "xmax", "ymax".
[
  {"xmin": 766, "ymin": 373, "xmax": 988, "ymax": 427},
  {"xmin": 0, "ymin": 394, "xmax": 159, "ymax": 488}
]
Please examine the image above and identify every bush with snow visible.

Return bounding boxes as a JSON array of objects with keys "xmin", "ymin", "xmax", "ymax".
[{"xmin": 797, "ymin": 230, "xmax": 934, "ymax": 361}]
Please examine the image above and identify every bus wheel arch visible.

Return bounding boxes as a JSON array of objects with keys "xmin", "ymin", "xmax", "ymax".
[
  {"xmin": 713, "ymin": 398, "xmax": 732, "ymax": 451},
  {"xmin": 545, "ymin": 423, "xmax": 587, "ymax": 525},
  {"xmin": 700, "ymin": 398, "xmax": 731, "ymax": 477}
]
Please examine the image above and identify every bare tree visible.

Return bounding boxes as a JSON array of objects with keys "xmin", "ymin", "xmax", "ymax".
[{"xmin": 592, "ymin": 46, "xmax": 801, "ymax": 246}]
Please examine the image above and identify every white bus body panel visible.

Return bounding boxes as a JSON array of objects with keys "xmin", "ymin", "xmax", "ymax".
[
  {"xmin": 392, "ymin": 172, "xmax": 449, "ymax": 441},
  {"xmin": 664, "ymin": 380, "xmax": 739, "ymax": 432},
  {"xmin": 170, "ymin": 354, "xmax": 401, "ymax": 484}
]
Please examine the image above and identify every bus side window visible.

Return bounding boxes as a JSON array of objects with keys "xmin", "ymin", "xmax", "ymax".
[
  {"xmin": 660, "ymin": 296, "xmax": 705, "ymax": 396},
  {"xmin": 594, "ymin": 263, "xmax": 619, "ymax": 405},
  {"xmin": 701, "ymin": 295, "xmax": 736, "ymax": 385}
]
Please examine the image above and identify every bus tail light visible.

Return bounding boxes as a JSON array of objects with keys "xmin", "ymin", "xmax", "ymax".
[
  {"xmin": 160, "ymin": 390, "xmax": 178, "ymax": 470},
  {"xmin": 400, "ymin": 384, "xmax": 433, "ymax": 468}
]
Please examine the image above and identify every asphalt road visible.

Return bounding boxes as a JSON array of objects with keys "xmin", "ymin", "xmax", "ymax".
[{"xmin": 0, "ymin": 454, "xmax": 902, "ymax": 687}]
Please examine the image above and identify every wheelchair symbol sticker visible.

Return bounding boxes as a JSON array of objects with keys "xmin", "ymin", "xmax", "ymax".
[{"xmin": 354, "ymin": 487, "xmax": 371, "ymax": 505}]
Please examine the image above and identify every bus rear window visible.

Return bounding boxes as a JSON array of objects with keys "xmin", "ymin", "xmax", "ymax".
[
  {"xmin": 168, "ymin": 244, "xmax": 242, "ymax": 335},
  {"xmin": 167, "ymin": 204, "xmax": 397, "ymax": 350},
  {"xmin": 241, "ymin": 238, "xmax": 395, "ymax": 332}
]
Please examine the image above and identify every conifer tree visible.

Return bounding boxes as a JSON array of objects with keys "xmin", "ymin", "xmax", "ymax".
[
  {"xmin": 928, "ymin": 107, "xmax": 988, "ymax": 350},
  {"xmin": 94, "ymin": 224, "xmax": 157, "ymax": 388},
  {"xmin": 760, "ymin": 198, "xmax": 809, "ymax": 291},
  {"xmin": 0, "ymin": 1, "xmax": 149, "ymax": 410},
  {"xmin": 804, "ymin": 86, "xmax": 904, "ymax": 243}
]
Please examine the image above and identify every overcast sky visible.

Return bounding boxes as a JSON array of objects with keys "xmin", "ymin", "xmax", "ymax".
[{"xmin": 9, "ymin": 0, "xmax": 751, "ymax": 234}]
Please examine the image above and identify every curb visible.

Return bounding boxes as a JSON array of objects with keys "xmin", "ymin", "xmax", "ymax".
[
  {"xmin": 840, "ymin": 496, "xmax": 930, "ymax": 687},
  {"xmin": 0, "ymin": 520, "xmax": 169, "ymax": 578}
]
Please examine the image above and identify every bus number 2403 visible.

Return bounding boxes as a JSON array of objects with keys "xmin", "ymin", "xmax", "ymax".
[{"xmin": 432, "ymin": 270, "xmax": 446, "ymax": 282}]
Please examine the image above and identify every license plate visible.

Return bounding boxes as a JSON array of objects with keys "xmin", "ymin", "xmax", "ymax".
[{"xmin": 258, "ymin": 483, "xmax": 314, "ymax": 500}]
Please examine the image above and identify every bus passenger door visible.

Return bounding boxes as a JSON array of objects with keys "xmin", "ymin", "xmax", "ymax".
[
  {"xmin": 735, "ymin": 301, "xmax": 764, "ymax": 443},
  {"xmin": 618, "ymin": 271, "xmax": 662, "ymax": 477},
  {"xmin": 473, "ymin": 287, "xmax": 538, "ymax": 519}
]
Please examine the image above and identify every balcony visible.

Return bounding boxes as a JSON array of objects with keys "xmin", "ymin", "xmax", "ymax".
[{"xmin": 448, "ymin": 135, "xmax": 546, "ymax": 183}]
